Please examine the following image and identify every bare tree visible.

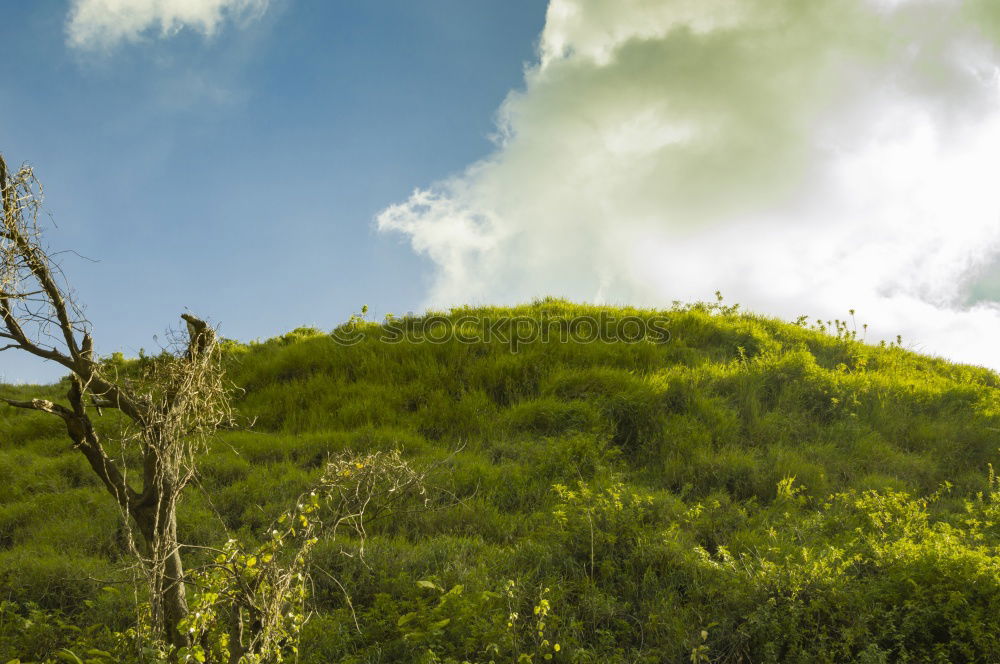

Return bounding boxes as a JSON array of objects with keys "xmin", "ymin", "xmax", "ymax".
[{"xmin": 0, "ymin": 154, "xmax": 230, "ymax": 648}]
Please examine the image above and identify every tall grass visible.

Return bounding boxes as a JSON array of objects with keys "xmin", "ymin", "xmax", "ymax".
[{"xmin": 3, "ymin": 298, "xmax": 1000, "ymax": 662}]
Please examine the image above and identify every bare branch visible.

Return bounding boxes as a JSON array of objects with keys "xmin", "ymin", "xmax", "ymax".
[
  {"xmin": 1, "ymin": 396, "xmax": 73, "ymax": 418},
  {"xmin": 0, "ymin": 296, "xmax": 74, "ymax": 367},
  {"xmin": 1, "ymin": 388, "xmax": 134, "ymax": 507}
]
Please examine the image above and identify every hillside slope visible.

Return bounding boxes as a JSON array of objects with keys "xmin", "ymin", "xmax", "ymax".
[{"xmin": 4, "ymin": 299, "xmax": 1000, "ymax": 663}]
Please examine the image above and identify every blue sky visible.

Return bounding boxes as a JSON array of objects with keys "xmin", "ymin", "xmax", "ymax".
[
  {"xmin": 5, "ymin": 0, "xmax": 1000, "ymax": 382},
  {"xmin": 0, "ymin": 1, "xmax": 547, "ymax": 382}
]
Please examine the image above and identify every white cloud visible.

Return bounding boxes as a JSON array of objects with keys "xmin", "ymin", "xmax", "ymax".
[
  {"xmin": 378, "ymin": 0, "xmax": 1000, "ymax": 370},
  {"xmin": 66, "ymin": 0, "xmax": 268, "ymax": 50}
]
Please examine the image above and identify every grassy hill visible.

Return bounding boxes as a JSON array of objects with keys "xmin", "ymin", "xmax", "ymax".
[{"xmin": 4, "ymin": 298, "xmax": 1000, "ymax": 663}]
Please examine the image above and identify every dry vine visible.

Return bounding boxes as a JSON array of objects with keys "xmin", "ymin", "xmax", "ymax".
[{"xmin": 180, "ymin": 449, "xmax": 430, "ymax": 663}]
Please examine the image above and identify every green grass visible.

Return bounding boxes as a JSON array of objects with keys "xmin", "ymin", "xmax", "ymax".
[{"xmin": 3, "ymin": 298, "xmax": 1000, "ymax": 662}]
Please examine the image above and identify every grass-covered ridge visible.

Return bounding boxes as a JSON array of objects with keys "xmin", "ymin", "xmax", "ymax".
[{"xmin": 4, "ymin": 298, "xmax": 1000, "ymax": 663}]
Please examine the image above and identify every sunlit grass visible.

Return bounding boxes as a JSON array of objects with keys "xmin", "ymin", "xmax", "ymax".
[{"xmin": 4, "ymin": 298, "xmax": 1000, "ymax": 661}]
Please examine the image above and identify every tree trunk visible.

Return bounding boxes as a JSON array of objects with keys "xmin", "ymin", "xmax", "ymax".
[
  {"xmin": 134, "ymin": 502, "xmax": 191, "ymax": 649},
  {"xmin": 162, "ymin": 534, "xmax": 190, "ymax": 649}
]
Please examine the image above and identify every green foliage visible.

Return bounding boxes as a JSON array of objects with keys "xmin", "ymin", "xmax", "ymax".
[
  {"xmin": 0, "ymin": 597, "xmax": 120, "ymax": 664},
  {"xmin": 6, "ymin": 299, "xmax": 1000, "ymax": 662},
  {"xmin": 391, "ymin": 579, "xmax": 565, "ymax": 664},
  {"xmin": 177, "ymin": 514, "xmax": 314, "ymax": 663},
  {"xmin": 551, "ymin": 481, "xmax": 654, "ymax": 581}
]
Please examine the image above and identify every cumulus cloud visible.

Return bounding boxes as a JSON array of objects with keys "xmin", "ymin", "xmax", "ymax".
[
  {"xmin": 66, "ymin": 0, "xmax": 268, "ymax": 50},
  {"xmin": 378, "ymin": 0, "xmax": 1000, "ymax": 369}
]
